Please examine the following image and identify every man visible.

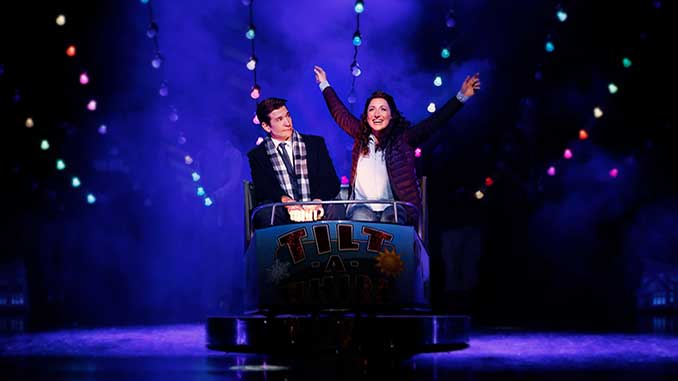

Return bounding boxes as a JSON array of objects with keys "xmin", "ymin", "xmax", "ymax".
[{"xmin": 247, "ymin": 97, "xmax": 343, "ymax": 228}]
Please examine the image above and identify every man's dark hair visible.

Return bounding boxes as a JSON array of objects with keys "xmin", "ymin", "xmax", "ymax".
[{"xmin": 256, "ymin": 97, "xmax": 288, "ymax": 126}]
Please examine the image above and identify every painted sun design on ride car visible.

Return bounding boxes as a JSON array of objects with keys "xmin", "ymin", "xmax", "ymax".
[{"xmin": 375, "ymin": 247, "xmax": 404, "ymax": 277}]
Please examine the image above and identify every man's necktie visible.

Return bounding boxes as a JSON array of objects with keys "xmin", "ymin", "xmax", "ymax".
[{"xmin": 278, "ymin": 143, "xmax": 299, "ymax": 199}]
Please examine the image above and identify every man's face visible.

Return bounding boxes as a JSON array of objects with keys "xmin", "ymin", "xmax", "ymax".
[{"xmin": 262, "ymin": 106, "xmax": 293, "ymax": 141}]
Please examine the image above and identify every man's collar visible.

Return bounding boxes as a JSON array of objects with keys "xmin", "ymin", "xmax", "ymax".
[{"xmin": 271, "ymin": 136, "xmax": 292, "ymax": 147}]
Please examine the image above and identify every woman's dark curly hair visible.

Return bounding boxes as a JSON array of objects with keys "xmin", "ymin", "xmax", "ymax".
[{"xmin": 359, "ymin": 91, "xmax": 411, "ymax": 155}]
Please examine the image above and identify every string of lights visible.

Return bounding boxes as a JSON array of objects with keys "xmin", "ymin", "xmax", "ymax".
[
  {"xmin": 347, "ymin": 1, "xmax": 365, "ymax": 107},
  {"xmin": 412, "ymin": 2, "xmax": 458, "ymax": 164},
  {"xmin": 140, "ymin": 0, "xmax": 214, "ymax": 206},
  {"xmin": 246, "ymin": 0, "xmax": 260, "ymax": 101},
  {"xmin": 478, "ymin": 2, "xmax": 652, "ymax": 202},
  {"xmin": 10, "ymin": 11, "xmax": 103, "ymax": 205},
  {"xmin": 434, "ymin": 0, "xmax": 458, "ymax": 101},
  {"xmin": 63, "ymin": 12, "xmax": 99, "ymax": 204},
  {"xmin": 471, "ymin": 3, "xmax": 575, "ymax": 201},
  {"xmin": 539, "ymin": 3, "xmax": 625, "ymax": 182},
  {"xmin": 245, "ymin": 0, "xmax": 266, "ymax": 144}
]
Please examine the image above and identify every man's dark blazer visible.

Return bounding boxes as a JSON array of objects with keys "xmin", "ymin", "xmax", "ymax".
[{"xmin": 247, "ymin": 133, "xmax": 340, "ymax": 206}]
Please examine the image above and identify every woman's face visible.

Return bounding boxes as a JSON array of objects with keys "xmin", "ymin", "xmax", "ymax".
[{"xmin": 366, "ymin": 98, "xmax": 392, "ymax": 131}]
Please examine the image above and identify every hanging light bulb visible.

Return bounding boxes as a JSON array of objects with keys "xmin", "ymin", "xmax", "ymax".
[
  {"xmin": 441, "ymin": 48, "xmax": 450, "ymax": 59},
  {"xmin": 622, "ymin": 57, "xmax": 632, "ymax": 68},
  {"xmin": 545, "ymin": 41, "xmax": 555, "ymax": 52},
  {"xmin": 159, "ymin": 81, "xmax": 169, "ymax": 96},
  {"xmin": 246, "ymin": 56, "xmax": 257, "ymax": 71},
  {"xmin": 556, "ymin": 7, "xmax": 568, "ymax": 22},
  {"xmin": 354, "ymin": 1, "xmax": 365, "ymax": 14},
  {"xmin": 169, "ymin": 106, "xmax": 179, "ymax": 122},
  {"xmin": 534, "ymin": 69, "xmax": 543, "ymax": 81},
  {"xmin": 146, "ymin": 22, "xmax": 158, "ymax": 38},
  {"xmin": 347, "ymin": 88, "xmax": 357, "ymax": 104},
  {"xmin": 245, "ymin": 25, "xmax": 256, "ymax": 40},
  {"xmin": 79, "ymin": 72, "xmax": 89, "ymax": 85},
  {"xmin": 350, "ymin": 61, "xmax": 362, "ymax": 77},
  {"xmin": 445, "ymin": 10, "xmax": 456, "ymax": 28},
  {"xmin": 250, "ymin": 84, "xmax": 261, "ymax": 100},
  {"xmin": 151, "ymin": 52, "xmax": 164, "ymax": 69},
  {"xmin": 352, "ymin": 31, "xmax": 362, "ymax": 46}
]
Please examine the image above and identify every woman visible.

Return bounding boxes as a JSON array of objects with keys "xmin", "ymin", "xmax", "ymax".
[{"xmin": 313, "ymin": 65, "xmax": 480, "ymax": 223}]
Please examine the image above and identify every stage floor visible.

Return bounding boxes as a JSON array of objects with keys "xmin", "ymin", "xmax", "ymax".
[{"xmin": 1, "ymin": 323, "xmax": 677, "ymax": 380}]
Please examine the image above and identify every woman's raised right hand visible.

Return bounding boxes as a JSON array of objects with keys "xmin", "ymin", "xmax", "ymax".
[{"xmin": 313, "ymin": 65, "xmax": 328, "ymax": 84}]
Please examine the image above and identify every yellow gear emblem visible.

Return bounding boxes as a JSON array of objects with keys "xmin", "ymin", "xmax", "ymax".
[{"xmin": 375, "ymin": 247, "xmax": 404, "ymax": 277}]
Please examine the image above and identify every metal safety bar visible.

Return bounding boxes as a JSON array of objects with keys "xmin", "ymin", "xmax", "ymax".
[{"xmin": 249, "ymin": 199, "xmax": 419, "ymax": 228}]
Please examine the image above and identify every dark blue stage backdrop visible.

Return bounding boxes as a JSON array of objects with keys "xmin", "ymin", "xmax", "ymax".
[{"xmin": 1, "ymin": 0, "xmax": 675, "ymax": 328}]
